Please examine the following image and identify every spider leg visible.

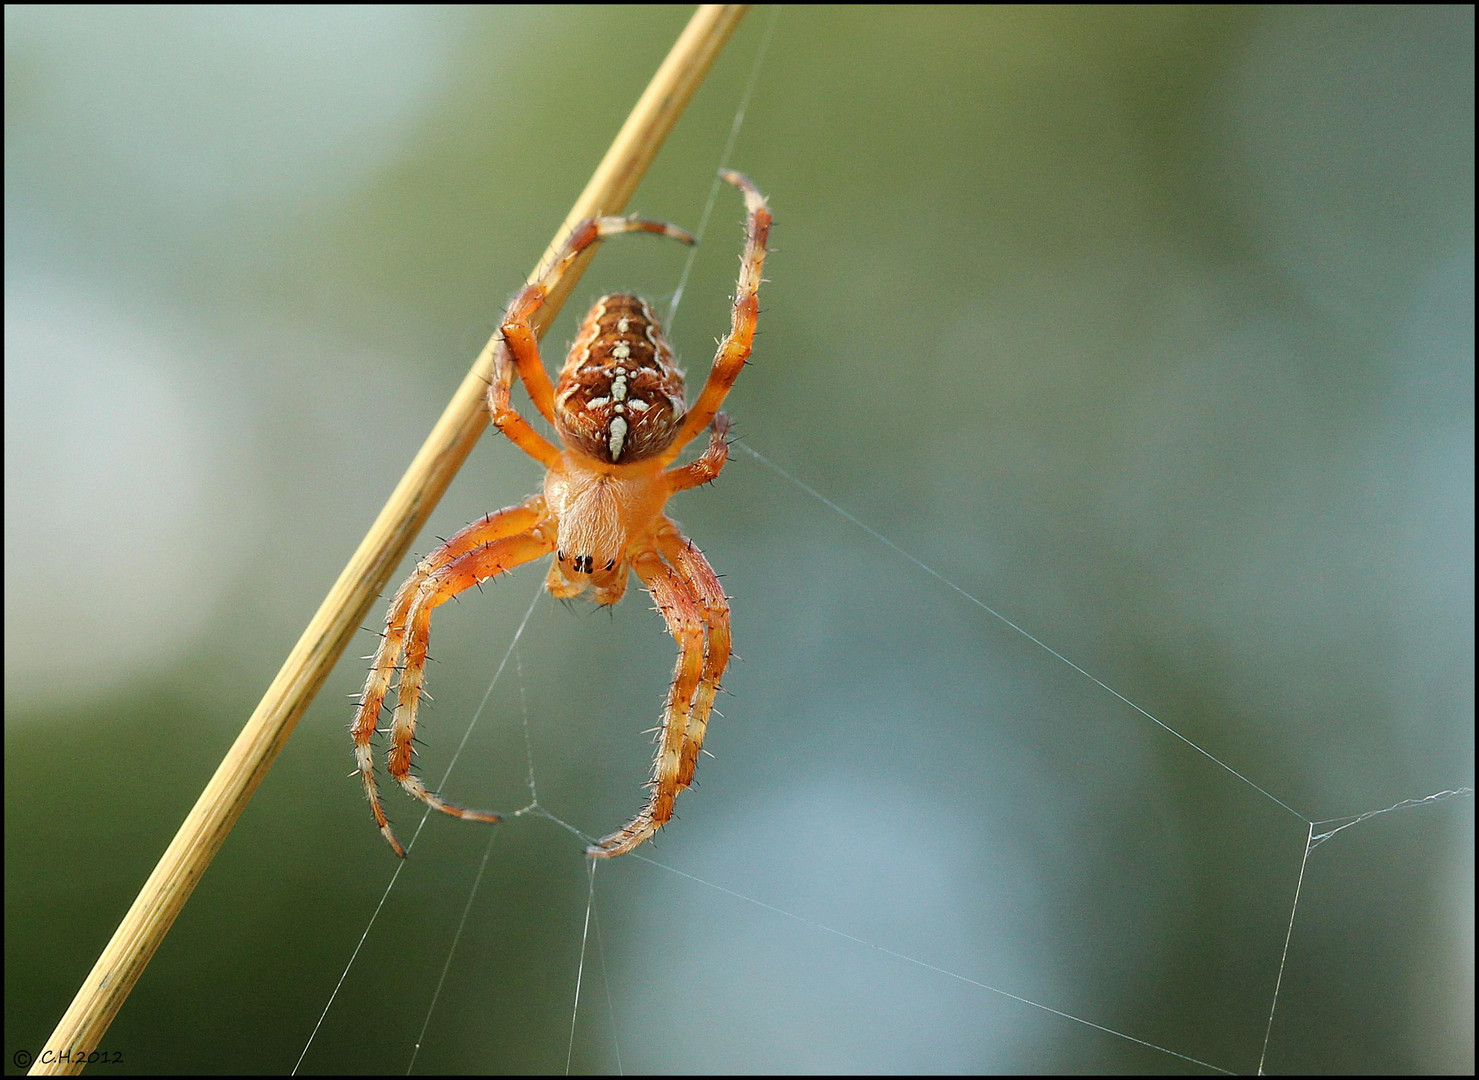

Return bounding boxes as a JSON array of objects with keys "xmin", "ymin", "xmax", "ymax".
[
  {"xmin": 351, "ymin": 496, "xmax": 548, "ymax": 856},
  {"xmin": 665, "ymin": 412, "xmax": 730, "ymax": 493},
  {"xmin": 385, "ymin": 527, "xmax": 555, "ymax": 849},
  {"xmin": 661, "ymin": 172, "xmax": 770, "ymax": 462},
  {"xmin": 659, "ymin": 527, "xmax": 731, "ymax": 792},
  {"xmin": 587, "ymin": 549, "xmax": 706, "ymax": 857},
  {"xmin": 488, "ymin": 336, "xmax": 562, "ymax": 468},
  {"xmin": 492, "ymin": 215, "xmax": 695, "ymax": 437}
]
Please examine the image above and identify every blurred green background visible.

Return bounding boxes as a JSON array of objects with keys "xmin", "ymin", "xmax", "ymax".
[{"xmin": 5, "ymin": 5, "xmax": 1472, "ymax": 1074}]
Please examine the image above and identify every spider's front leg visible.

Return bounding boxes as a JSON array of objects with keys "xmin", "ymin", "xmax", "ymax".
[
  {"xmin": 352, "ymin": 499, "xmax": 552, "ymax": 856},
  {"xmin": 660, "ymin": 424, "xmax": 733, "ymax": 789},
  {"xmin": 389, "ymin": 531, "xmax": 554, "ymax": 828},
  {"xmin": 587, "ymin": 549, "xmax": 702, "ymax": 857},
  {"xmin": 661, "ymin": 531, "xmax": 730, "ymax": 791},
  {"xmin": 588, "ymin": 524, "xmax": 730, "ymax": 857}
]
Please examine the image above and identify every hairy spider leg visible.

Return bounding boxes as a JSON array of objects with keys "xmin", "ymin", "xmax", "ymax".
[
  {"xmin": 387, "ymin": 529, "xmax": 555, "ymax": 842},
  {"xmin": 387, "ymin": 526, "xmax": 556, "ymax": 834},
  {"xmin": 659, "ymin": 528, "xmax": 731, "ymax": 791},
  {"xmin": 377, "ymin": 526, "xmax": 556, "ymax": 854},
  {"xmin": 352, "ymin": 498, "xmax": 547, "ymax": 855},
  {"xmin": 490, "ymin": 215, "xmax": 695, "ymax": 456},
  {"xmin": 488, "ymin": 335, "xmax": 561, "ymax": 468},
  {"xmin": 665, "ymin": 412, "xmax": 731, "ymax": 493},
  {"xmin": 662, "ymin": 171, "xmax": 771, "ymax": 462},
  {"xmin": 588, "ymin": 546, "xmax": 710, "ymax": 857},
  {"xmin": 659, "ymin": 424, "xmax": 736, "ymax": 789}
]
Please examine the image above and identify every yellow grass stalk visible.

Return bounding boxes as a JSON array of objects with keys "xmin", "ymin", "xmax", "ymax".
[{"xmin": 31, "ymin": 6, "xmax": 750, "ymax": 1073}]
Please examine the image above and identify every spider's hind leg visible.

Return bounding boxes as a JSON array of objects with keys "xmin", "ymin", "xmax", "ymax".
[
  {"xmin": 661, "ymin": 171, "xmax": 770, "ymax": 462},
  {"xmin": 495, "ymin": 214, "xmax": 695, "ymax": 428}
]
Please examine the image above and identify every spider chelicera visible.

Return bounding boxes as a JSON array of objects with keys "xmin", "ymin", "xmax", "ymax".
[{"xmin": 352, "ymin": 171, "xmax": 770, "ymax": 858}]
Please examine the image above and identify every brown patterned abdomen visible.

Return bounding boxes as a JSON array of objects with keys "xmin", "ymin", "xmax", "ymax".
[{"xmin": 553, "ymin": 294, "xmax": 687, "ymax": 464}]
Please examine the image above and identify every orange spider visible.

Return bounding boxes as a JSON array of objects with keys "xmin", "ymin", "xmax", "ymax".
[{"xmin": 352, "ymin": 171, "xmax": 770, "ymax": 858}]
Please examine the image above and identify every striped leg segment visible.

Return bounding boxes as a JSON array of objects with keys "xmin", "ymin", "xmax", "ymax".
[
  {"xmin": 588, "ymin": 524, "xmax": 730, "ymax": 857},
  {"xmin": 588, "ymin": 548, "xmax": 707, "ymax": 857},
  {"xmin": 351, "ymin": 498, "xmax": 550, "ymax": 857},
  {"xmin": 663, "ymin": 171, "xmax": 771, "ymax": 461},
  {"xmin": 660, "ymin": 529, "xmax": 731, "ymax": 791},
  {"xmin": 665, "ymin": 413, "xmax": 731, "ymax": 493},
  {"xmin": 489, "ymin": 215, "xmax": 692, "ymax": 464},
  {"xmin": 386, "ymin": 530, "xmax": 554, "ymax": 846}
]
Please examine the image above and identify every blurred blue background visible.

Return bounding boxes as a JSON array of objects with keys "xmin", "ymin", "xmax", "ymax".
[{"xmin": 5, "ymin": 6, "xmax": 1472, "ymax": 1074}]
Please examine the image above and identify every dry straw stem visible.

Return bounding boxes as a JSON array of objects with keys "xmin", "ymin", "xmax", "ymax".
[{"xmin": 32, "ymin": 5, "xmax": 750, "ymax": 1074}]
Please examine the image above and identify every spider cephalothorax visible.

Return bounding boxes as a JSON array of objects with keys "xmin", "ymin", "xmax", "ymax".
[{"xmin": 352, "ymin": 172, "xmax": 770, "ymax": 858}]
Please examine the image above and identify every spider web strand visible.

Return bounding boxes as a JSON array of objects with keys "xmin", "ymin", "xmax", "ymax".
[
  {"xmin": 293, "ymin": 857, "xmax": 410, "ymax": 1075},
  {"xmin": 1256, "ymin": 822, "xmax": 1314, "ymax": 1076},
  {"xmin": 632, "ymin": 853, "xmax": 1236, "ymax": 1075},
  {"xmin": 1308, "ymin": 786, "xmax": 1474, "ymax": 850},
  {"xmin": 566, "ymin": 859, "xmax": 600, "ymax": 1074},
  {"xmin": 736, "ymin": 441, "xmax": 1307, "ymax": 821},
  {"xmin": 294, "ymin": 578, "xmax": 545, "ymax": 1072},
  {"xmin": 593, "ymin": 894, "xmax": 624, "ymax": 1076},
  {"xmin": 406, "ymin": 828, "xmax": 504, "ymax": 1075},
  {"xmin": 665, "ymin": 5, "xmax": 780, "ymax": 332}
]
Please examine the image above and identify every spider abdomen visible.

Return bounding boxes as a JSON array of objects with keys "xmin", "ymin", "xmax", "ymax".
[{"xmin": 553, "ymin": 293, "xmax": 686, "ymax": 465}]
